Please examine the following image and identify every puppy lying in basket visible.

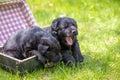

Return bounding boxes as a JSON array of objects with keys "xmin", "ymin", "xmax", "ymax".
[
  {"xmin": 44, "ymin": 17, "xmax": 84, "ymax": 66},
  {"xmin": 3, "ymin": 26, "xmax": 62, "ymax": 67}
]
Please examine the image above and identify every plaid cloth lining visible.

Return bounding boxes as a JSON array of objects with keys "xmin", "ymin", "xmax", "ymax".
[{"xmin": 0, "ymin": 0, "xmax": 37, "ymax": 46}]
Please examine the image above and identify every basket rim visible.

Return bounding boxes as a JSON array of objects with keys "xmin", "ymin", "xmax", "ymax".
[{"xmin": 0, "ymin": 52, "xmax": 37, "ymax": 62}]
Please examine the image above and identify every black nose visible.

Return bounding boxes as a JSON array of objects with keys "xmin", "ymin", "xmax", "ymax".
[{"xmin": 72, "ymin": 30, "xmax": 77, "ymax": 35}]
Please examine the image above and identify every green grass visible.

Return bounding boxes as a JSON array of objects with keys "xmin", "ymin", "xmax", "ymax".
[{"xmin": 0, "ymin": 0, "xmax": 120, "ymax": 80}]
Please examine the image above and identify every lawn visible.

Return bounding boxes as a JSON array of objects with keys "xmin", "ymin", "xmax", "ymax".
[{"xmin": 0, "ymin": 0, "xmax": 120, "ymax": 80}]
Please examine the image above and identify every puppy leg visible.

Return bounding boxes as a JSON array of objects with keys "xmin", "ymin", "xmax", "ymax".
[
  {"xmin": 71, "ymin": 40, "xmax": 84, "ymax": 63},
  {"xmin": 62, "ymin": 51, "xmax": 76, "ymax": 67}
]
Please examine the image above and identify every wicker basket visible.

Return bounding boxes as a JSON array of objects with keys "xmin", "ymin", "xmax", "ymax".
[{"xmin": 0, "ymin": 0, "xmax": 42, "ymax": 74}]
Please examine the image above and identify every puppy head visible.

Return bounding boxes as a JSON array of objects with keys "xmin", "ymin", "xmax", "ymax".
[
  {"xmin": 37, "ymin": 35, "xmax": 62, "ymax": 64},
  {"xmin": 51, "ymin": 17, "xmax": 78, "ymax": 46}
]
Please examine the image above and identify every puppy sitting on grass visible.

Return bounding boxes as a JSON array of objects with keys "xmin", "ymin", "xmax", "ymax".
[
  {"xmin": 44, "ymin": 17, "xmax": 84, "ymax": 66},
  {"xmin": 3, "ymin": 26, "xmax": 62, "ymax": 67}
]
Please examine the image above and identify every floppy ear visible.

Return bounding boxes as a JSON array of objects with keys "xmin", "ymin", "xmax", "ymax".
[
  {"xmin": 51, "ymin": 18, "xmax": 59, "ymax": 31},
  {"xmin": 51, "ymin": 18, "xmax": 60, "ymax": 37},
  {"xmin": 38, "ymin": 44, "xmax": 49, "ymax": 54}
]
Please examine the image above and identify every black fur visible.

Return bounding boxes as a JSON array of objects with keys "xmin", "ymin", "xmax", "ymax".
[
  {"xmin": 44, "ymin": 17, "xmax": 84, "ymax": 66},
  {"xmin": 3, "ymin": 26, "xmax": 62, "ymax": 65}
]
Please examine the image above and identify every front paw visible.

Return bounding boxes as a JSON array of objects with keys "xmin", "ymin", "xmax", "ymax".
[
  {"xmin": 77, "ymin": 55, "xmax": 84, "ymax": 62},
  {"xmin": 63, "ymin": 54, "xmax": 76, "ymax": 67},
  {"xmin": 66, "ymin": 59, "xmax": 76, "ymax": 67}
]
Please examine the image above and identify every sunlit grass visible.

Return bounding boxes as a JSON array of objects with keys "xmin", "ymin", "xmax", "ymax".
[{"xmin": 0, "ymin": 0, "xmax": 120, "ymax": 80}]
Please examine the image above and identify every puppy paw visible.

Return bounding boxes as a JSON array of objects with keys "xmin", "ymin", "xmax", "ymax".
[
  {"xmin": 78, "ymin": 55, "xmax": 84, "ymax": 62},
  {"xmin": 66, "ymin": 60, "xmax": 75, "ymax": 67}
]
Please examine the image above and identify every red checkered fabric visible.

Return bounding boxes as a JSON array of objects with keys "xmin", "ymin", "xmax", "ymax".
[{"xmin": 0, "ymin": 0, "xmax": 37, "ymax": 46}]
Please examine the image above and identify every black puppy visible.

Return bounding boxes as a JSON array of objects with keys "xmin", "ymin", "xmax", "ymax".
[
  {"xmin": 44, "ymin": 17, "xmax": 84, "ymax": 66},
  {"xmin": 3, "ymin": 26, "xmax": 62, "ymax": 66}
]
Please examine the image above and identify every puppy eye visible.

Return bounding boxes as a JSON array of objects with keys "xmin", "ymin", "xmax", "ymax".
[
  {"xmin": 72, "ymin": 23, "xmax": 77, "ymax": 28},
  {"xmin": 64, "ymin": 26, "xmax": 68, "ymax": 28},
  {"xmin": 63, "ymin": 24, "xmax": 68, "ymax": 28},
  {"xmin": 47, "ymin": 47, "xmax": 54, "ymax": 52}
]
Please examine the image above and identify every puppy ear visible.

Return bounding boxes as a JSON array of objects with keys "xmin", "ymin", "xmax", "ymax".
[
  {"xmin": 51, "ymin": 18, "xmax": 60, "ymax": 31},
  {"xmin": 38, "ymin": 44, "xmax": 49, "ymax": 54},
  {"xmin": 51, "ymin": 18, "xmax": 60, "ymax": 37}
]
